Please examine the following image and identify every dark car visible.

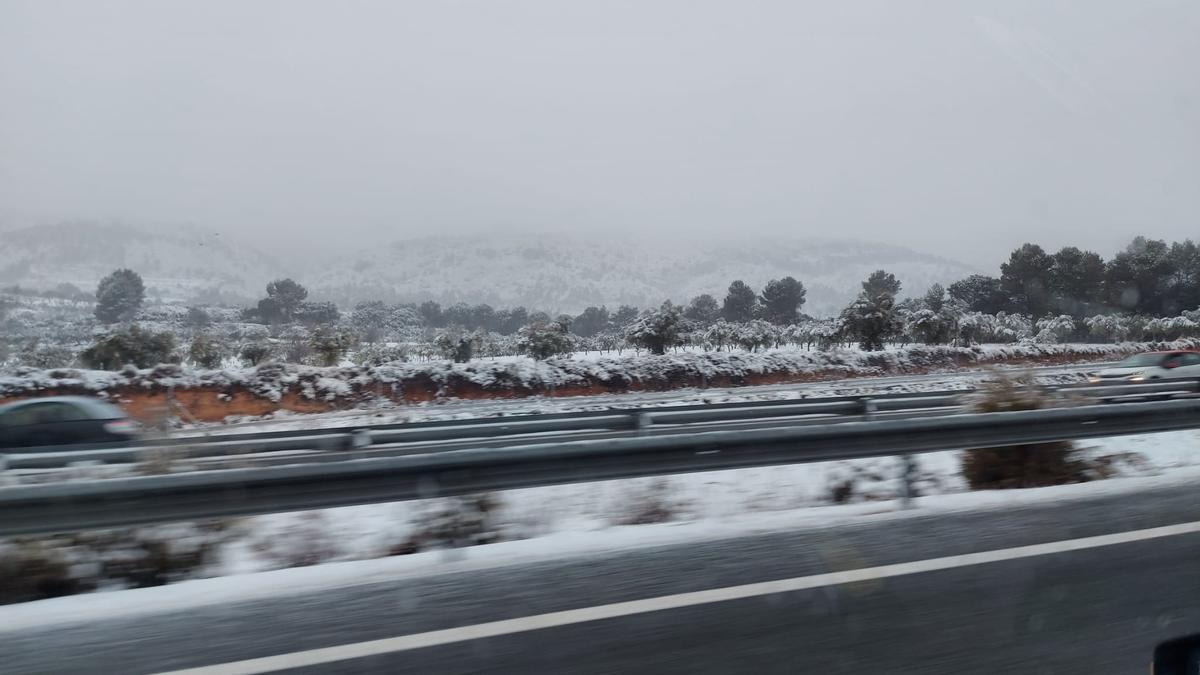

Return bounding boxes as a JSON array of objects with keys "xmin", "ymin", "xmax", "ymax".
[{"xmin": 0, "ymin": 396, "xmax": 140, "ymax": 450}]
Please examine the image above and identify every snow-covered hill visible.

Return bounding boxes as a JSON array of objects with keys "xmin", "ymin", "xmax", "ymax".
[
  {"xmin": 0, "ymin": 222, "xmax": 280, "ymax": 303},
  {"xmin": 0, "ymin": 224, "xmax": 980, "ymax": 315},
  {"xmin": 312, "ymin": 234, "xmax": 982, "ymax": 316}
]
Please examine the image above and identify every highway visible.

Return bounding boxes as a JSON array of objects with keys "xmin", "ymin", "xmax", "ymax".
[{"xmin": 3, "ymin": 478, "xmax": 1199, "ymax": 674}]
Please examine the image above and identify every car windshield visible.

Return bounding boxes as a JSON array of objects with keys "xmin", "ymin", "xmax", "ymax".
[
  {"xmin": 4, "ymin": 2, "xmax": 1200, "ymax": 673},
  {"xmin": 1117, "ymin": 354, "xmax": 1167, "ymax": 368}
]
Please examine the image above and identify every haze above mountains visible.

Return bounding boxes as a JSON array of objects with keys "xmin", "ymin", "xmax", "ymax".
[{"xmin": 2, "ymin": 1, "xmax": 1197, "ymax": 276}]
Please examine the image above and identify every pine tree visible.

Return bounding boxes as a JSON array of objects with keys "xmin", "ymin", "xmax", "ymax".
[
  {"xmin": 861, "ymin": 270, "xmax": 901, "ymax": 302},
  {"xmin": 571, "ymin": 306, "xmax": 610, "ymax": 338},
  {"xmin": 1000, "ymin": 244, "xmax": 1053, "ymax": 318},
  {"xmin": 94, "ymin": 268, "xmax": 146, "ymax": 323},
  {"xmin": 948, "ymin": 275, "xmax": 1005, "ymax": 314},
  {"xmin": 721, "ymin": 281, "xmax": 757, "ymax": 322},
  {"xmin": 264, "ymin": 279, "xmax": 308, "ymax": 322},
  {"xmin": 758, "ymin": 277, "xmax": 807, "ymax": 325},
  {"xmin": 684, "ymin": 294, "xmax": 721, "ymax": 325},
  {"xmin": 841, "ymin": 271, "xmax": 903, "ymax": 351}
]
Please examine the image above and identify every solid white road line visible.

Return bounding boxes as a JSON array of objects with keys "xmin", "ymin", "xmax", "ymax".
[{"xmin": 157, "ymin": 519, "xmax": 1200, "ymax": 675}]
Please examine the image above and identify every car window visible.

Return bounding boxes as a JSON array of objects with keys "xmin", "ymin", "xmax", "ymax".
[
  {"xmin": 1181, "ymin": 354, "xmax": 1200, "ymax": 366},
  {"xmin": 1117, "ymin": 354, "xmax": 1166, "ymax": 368},
  {"xmin": 2, "ymin": 402, "xmax": 89, "ymax": 425}
]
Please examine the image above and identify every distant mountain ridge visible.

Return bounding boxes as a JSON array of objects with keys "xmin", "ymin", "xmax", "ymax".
[
  {"xmin": 311, "ymin": 233, "xmax": 982, "ymax": 316},
  {"xmin": 0, "ymin": 224, "xmax": 981, "ymax": 315},
  {"xmin": 0, "ymin": 222, "xmax": 279, "ymax": 303}
]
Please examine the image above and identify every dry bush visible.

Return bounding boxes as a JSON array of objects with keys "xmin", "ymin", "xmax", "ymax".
[
  {"xmin": 250, "ymin": 512, "xmax": 340, "ymax": 568},
  {"xmin": 0, "ymin": 521, "xmax": 236, "ymax": 604},
  {"xmin": 821, "ymin": 459, "xmax": 944, "ymax": 504},
  {"xmin": 960, "ymin": 373, "xmax": 1091, "ymax": 490},
  {"xmin": 611, "ymin": 479, "xmax": 683, "ymax": 526},
  {"xmin": 0, "ymin": 540, "xmax": 91, "ymax": 605},
  {"xmin": 390, "ymin": 494, "xmax": 503, "ymax": 556}
]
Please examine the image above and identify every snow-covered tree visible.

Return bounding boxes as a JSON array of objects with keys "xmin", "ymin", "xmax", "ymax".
[
  {"xmin": 907, "ymin": 285, "xmax": 959, "ymax": 345},
  {"xmin": 187, "ymin": 333, "xmax": 227, "ymax": 369},
  {"xmin": 517, "ymin": 321, "xmax": 575, "ymax": 360},
  {"xmin": 702, "ymin": 320, "xmax": 734, "ymax": 351},
  {"xmin": 956, "ymin": 312, "xmax": 994, "ymax": 346},
  {"xmin": 992, "ymin": 312, "xmax": 1033, "ymax": 343},
  {"xmin": 308, "ymin": 326, "xmax": 358, "ymax": 366},
  {"xmin": 730, "ymin": 320, "xmax": 777, "ymax": 352},
  {"xmin": 1034, "ymin": 315, "xmax": 1076, "ymax": 344},
  {"xmin": 354, "ymin": 342, "xmax": 410, "ymax": 366},
  {"xmin": 94, "ymin": 268, "xmax": 145, "ymax": 324},
  {"xmin": 625, "ymin": 302, "xmax": 684, "ymax": 355},
  {"xmin": 350, "ymin": 301, "xmax": 391, "ymax": 342},
  {"xmin": 841, "ymin": 272, "xmax": 903, "ymax": 351},
  {"xmin": 1085, "ymin": 314, "xmax": 1129, "ymax": 343},
  {"xmin": 435, "ymin": 329, "xmax": 479, "ymax": 362},
  {"xmin": 17, "ymin": 339, "xmax": 76, "ymax": 368}
]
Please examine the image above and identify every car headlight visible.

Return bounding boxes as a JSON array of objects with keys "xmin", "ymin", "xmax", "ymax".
[
  {"xmin": 1087, "ymin": 376, "xmax": 1101, "ymax": 384},
  {"xmin": 1128, "ymin": 375, "xmax": 1146, "ymax": 382}
]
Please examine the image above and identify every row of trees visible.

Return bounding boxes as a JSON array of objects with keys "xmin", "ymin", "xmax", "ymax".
[{"xmin": 950, "ymin": 237, "xmax": 1200, "ymax": 319}]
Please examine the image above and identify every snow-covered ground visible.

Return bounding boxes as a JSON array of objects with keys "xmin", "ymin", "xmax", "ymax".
[
  {"xmin": 215, "ymin": 428, "xmax": 1193, "ymax": 575},
  {"xmin": 3, "ymin": 429, "xmax": 1198, "ymax": 631}
]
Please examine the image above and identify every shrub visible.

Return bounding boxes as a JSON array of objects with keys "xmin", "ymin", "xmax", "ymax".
[
  {"xmin": 434, "ymin": 330, "xmax": 478, "ymax": 362},
  {"xmin": 187, "ymin": 333, "xmax": 226, "ymax": 369},
  {"xmin": 79, "ymin": 324, "xmax": 177, "ymax": 370},
  {"xmin": 239, "ymin": 341, "xmax": 274, "ymax": 366},
  {"xmin": 611, "ymin": 479, "xmax": 682, "ymax": 525},
  {"xmin": 961, "ymin": 375, "xmax": 1090, "ymax": 489},
  {"xmin": 354, "ymin": 342, "xmax": 410, "ymax": 366},
  {"xmin": 308, "ymin": 326, "xmax": 357, "ymax": 366},
  {"xmin": 391, "ymin": 494, "xmax": 503, "ymax": 554},
  {"xmin": 17, "ymin": 340, "xmax": 76, "ymax": 368}
]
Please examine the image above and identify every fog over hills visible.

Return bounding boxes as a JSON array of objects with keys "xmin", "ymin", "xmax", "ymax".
[{"xmin": 0, "ymin": 223, "xmax": 979, "ymax": 315}]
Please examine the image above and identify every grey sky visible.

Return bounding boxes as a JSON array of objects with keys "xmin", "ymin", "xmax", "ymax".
[{"xmin": 1, "ymin": 0, "xmax": 1197, "ymax": 267}]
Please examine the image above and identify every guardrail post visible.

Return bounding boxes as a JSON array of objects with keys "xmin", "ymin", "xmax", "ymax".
[
  {"xmin": 859, "ymin": 398, "xmax": 877, "ymax": 420},
  {"xmin": 636, "ymin": 413, "xmax": 653, "ymax": 436},
  {"xmin": 899, "ymin": 453, "xmax": 916, "ymax": 509},
  {"xmin": 351, "ymin": 429, "xmax": 373, "ymax": 450}
]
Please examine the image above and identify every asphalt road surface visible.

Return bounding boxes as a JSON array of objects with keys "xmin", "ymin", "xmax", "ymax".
[{"xmin": 3, "ymin": 478, "xmax": 1198, "ymax": 674}]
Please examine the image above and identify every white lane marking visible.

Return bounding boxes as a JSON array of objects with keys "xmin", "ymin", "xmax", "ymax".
[{"xmin": 157, "ymin": 519, "xmax": 1200, "ymax": 675}]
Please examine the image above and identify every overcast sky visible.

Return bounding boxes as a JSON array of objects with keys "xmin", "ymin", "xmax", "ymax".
[{"xmin": 1, "ymin": 0, "xmax": 1197, "ymax": 266}]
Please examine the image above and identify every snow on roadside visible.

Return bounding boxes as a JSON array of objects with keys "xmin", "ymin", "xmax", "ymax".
[
  {"xmin": 3, "ymin": 432, "xmax": 1199, "ymax": 633},
  {"xmin": 216, "ymin": 429, "xmax": 1198, "ymax": 576}
]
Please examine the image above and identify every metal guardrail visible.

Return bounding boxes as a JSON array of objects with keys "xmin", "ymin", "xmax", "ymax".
[
  {"xmin": 3, "ymin": 378, "xmax": 1197, "ymax": 469},
  {"xmin": 3, "ymin": 398, "xmax": 1200, "ymax": 536}
]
